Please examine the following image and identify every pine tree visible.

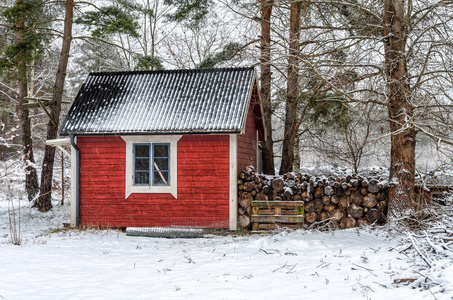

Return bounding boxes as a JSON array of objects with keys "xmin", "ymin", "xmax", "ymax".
[
  {"xmin": 1, "ymin": 0, "xmax": 47, "ymax": 201},
  {"xmin": 36, "ymin": 0, "xmax": 74, "ymax": 212},
  {"xmin": 259, "ymin": 0, "xmax": 276, "ymax": 175},
  {"xmin": 36, "ymin": 0, "xmax": 141, "ymax": 212},
  {"xmin": 280, "ymin": 0, "xmax": 302, "ymax": 174}
]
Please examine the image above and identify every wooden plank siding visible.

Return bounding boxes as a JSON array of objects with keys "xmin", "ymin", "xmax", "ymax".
[
  {"xmin": 237, "ymin": 100, "xmax": 259, "ymax": 174},
  {"xmin": 77, "ymin": 135, "xmax": 230, "ymax": 228}
]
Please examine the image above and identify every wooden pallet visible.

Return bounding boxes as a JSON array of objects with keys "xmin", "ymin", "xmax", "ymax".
[{"xmin": 251, "ymin": 201, "xmax": 304, "ymax": 232}]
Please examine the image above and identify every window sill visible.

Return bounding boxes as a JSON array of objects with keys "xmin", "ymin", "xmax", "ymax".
[{"xmin": 128, "ymin": 185, "xmax": 173, "ymax": 198}]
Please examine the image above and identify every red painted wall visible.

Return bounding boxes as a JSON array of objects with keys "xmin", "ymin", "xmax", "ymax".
[
  {"xmin": 237, "ymin": 102, "xmax": 259, "ymax": 174},
  {"xmin": 78, "ymin": 135, "xmax": 230, "ymax": 228}
]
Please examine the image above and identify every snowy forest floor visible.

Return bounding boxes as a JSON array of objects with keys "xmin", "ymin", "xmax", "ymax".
[{"xmin": 1, "ymin": 193, "xmax": 453, "ymax": 299}]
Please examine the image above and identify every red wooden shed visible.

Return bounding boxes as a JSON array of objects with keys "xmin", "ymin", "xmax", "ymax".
[{"xmin": 59, "ymin": 67, "xmax": 264, "ymax": 230}]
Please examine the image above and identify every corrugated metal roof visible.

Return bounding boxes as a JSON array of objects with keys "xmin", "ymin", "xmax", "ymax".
[{"xmin": 59, "ymin": 67, "xmax": 257, "ymax": 135}]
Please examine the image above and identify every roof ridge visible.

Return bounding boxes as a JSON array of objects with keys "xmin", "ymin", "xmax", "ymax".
[{"xmin": 88, "ymin": 66, "xmax": 255, "ymax": 76}]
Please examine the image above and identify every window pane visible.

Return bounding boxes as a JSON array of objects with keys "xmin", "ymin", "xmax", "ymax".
[
  {"xmin": 154, "ymin": 158, "xmax": 168, "ymax": 171},
  {"xmin": 135, "ymin": 172, "xmax": 150, "ymax": 184},
  {"xmin": 154, "ymin": 144, "xmax": 169, "ymax": 157},
  {"xmin": 135, "ymin": 144, "xmax": 150, "ymax": 158},
  {"xmin": 135, "ymin": 158, "xmax": 149, "ymax": 171},
  {"xmin": 134, "ymin": 144, "xmax": 150, "ymax": 185},
  {"xmin": 153, "ymin": 171, "xmax": 169, "ymax": 185}
]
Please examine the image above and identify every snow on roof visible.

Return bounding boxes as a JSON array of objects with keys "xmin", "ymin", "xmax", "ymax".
[{"xmin": 59, "ymin": 67, "xmax": 257, "ymax": 135}]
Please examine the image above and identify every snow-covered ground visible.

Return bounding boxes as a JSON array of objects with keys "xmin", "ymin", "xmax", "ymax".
[{"xmin": 1, "ymin": 196, "xmax": 452, "ymax": 300}]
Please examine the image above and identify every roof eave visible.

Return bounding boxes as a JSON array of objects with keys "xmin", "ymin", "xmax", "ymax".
[{"xmin": 59, "ymin": 130, "xmax": 243, "ymax": 137}]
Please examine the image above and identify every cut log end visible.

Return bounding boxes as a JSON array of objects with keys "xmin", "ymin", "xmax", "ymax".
[
  {"xmin": 305, "ymin": 212, "xmax": 317, "ymax": 223},
  {"xmin": 238, "ymin": 215, "xmax": 251, "ymax": 229},
  {"xmin": 340, "ymin": 217, "xmax": 356, "ymax": 229}
]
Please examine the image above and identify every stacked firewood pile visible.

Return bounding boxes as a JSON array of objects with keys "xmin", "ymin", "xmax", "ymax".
[{"xmin": 237, "ymin": 167, "xmax": 388, "ymax": 230}]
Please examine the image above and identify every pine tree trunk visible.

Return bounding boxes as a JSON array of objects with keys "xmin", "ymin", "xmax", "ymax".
[
  {"xmin": 383, "ymin": 0, "xmax": 416, "ymax": 219},
  {"xmin": 293, "ymin": 134, "xmax": 300, "ymax": 171},
  {"xmin": 280, "ymin": 0, "xmax": 301, "ymax": 174},
  {"xmin": 15, "ymin": 0, "xmax": 39, "ymax": 201},
  {"xmin": 36, "ymin": 0, "xmax": 73, "ymax": 212},
  {"xmin": 259, "ymin": 0, "xmax": 275, "ymax": 175}
]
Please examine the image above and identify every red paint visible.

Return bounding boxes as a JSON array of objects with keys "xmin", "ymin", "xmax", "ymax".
[
  {"xmin": 78, "ymin": 135, "xmax": 230, "ymax": 228},
  {"xmin": 76, "ymin": 81, "xmax": 265, "ymax": 229},
  {"xmin": 237, "ymin": 91, "xmax": 260, "ymax": 173}
]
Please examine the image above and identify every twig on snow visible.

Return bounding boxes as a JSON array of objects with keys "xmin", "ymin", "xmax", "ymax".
[
  {"xmin": 317, "ymin": 261, "xmax": 330, "ymax": 268},
  {"xmin": 273, "ymin": 261, "xmax": 297, "ymax": 274},
  {"xmin": 286, "ymin": 263, "xmax": 297, "ymax": 274},
  {"xmin": 373, "ymin": 281, "xmax": 388, "ymax": 288},
  {"xmin": 408, "ymin": 233, "xmax": 433, "ymax": 268},
  {"xmin": 428, "ymin": 288, "xmax": 438, "ymax": 300},
  {"xmin": 398, "ymin": 244, "xmax": 413, "ymax": 253},
  {"xmin": 260, "ymin": 248, "xmax": 270, "ymax": 255},
  {"xmin": 356, "ymin": 279, "xmax": 375, "ymax": 293},
  {"xmin": 273, "ymin": 261, "xmax": 288, "ymax": 273},
  {"xmin": 351, "ymin": 263, "xmax": 377, "ymax": 277},
  {"xmin": 284, "ymin": 248, "xmax": 297, "ymax": 256},
  {"xmin": 260, "ymin": 248, "xmax": 280, "ymax": 255}
]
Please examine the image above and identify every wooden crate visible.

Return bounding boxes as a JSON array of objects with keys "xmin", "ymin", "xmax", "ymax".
[{"xmin": 251, "ymin": 201, "xmax": 304, "ymax": 232}]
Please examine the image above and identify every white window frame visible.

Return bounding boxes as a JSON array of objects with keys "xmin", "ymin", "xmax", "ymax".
[{"xmin": 122, "ymin": 135, "xmax": 181, "ymax": 199}]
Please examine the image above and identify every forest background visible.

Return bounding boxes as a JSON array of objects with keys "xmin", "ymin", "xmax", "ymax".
[{"xmin": 1, "ymin": 0, "xmax": 452, "ymax": 218}]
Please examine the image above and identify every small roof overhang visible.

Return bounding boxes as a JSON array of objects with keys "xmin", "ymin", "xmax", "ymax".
[{"xmin": 46, "ymin": 138, "xmax": 71, "ymax": 157}]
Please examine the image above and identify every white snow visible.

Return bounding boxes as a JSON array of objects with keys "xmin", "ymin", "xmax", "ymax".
[
  {"xmin": 283, "ymin": 186, "xmax": 293, "ymax": 195},
  {"xmin": 1, "ymin": 196, "xmax": 453, "ymax": 300}
]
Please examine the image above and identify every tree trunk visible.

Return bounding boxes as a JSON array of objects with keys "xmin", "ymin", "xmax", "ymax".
[
  {"xmin": 36, "ymin": 0, "xmax": 73, "ymax": 212},
  {"xmin": 15, "ymin": 0, "xmax": 39, "ymax": 201},
  {"xmin": 383, "ymin": 0, "xmax": 416, "ymax": 219},
  {"xmin": 293, "ymin": 133, "xmax": 300, "ymax": 171},
  {"xmin": 259, "ymin": 0, "xmax": 275, "ymax": 175},
  {"xmin": 280, "ymin": 0, "xmax": 301, "ymax": 174}
]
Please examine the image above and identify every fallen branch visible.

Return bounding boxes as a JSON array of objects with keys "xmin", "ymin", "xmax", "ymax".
[{"xmin": 408, "ymin": 233, "xmax": 433, "ymax": 268}]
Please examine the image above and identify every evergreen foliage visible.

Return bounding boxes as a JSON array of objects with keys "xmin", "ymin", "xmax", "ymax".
[
  {"xmin": 196, "ymin": 42, "xmax": 240, "ymax": 69},
  {"xmin": 134, "ymin": 55, "xmax": 164, "ymax": 71},
  {"xmin": 305, "ymin": 92, "xmax": 351, "ymax": 131},
  {"xmin": 164, "ymin": 0, "xmax": 213, "ymax": 28},
  {"xmin": 303, "ymin": 66, "xmax": 359, "ymax": 132},
  {"xmin": 75, "ymin": 6, "xmax": 140, "ymax": 38},
  {"xmin": 324, "ymin": 0, "xmax": 382, "ymax": 37},
  {"xmin": 0, "ymin": 0, "xmax": 47, "ymax": 77}
]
